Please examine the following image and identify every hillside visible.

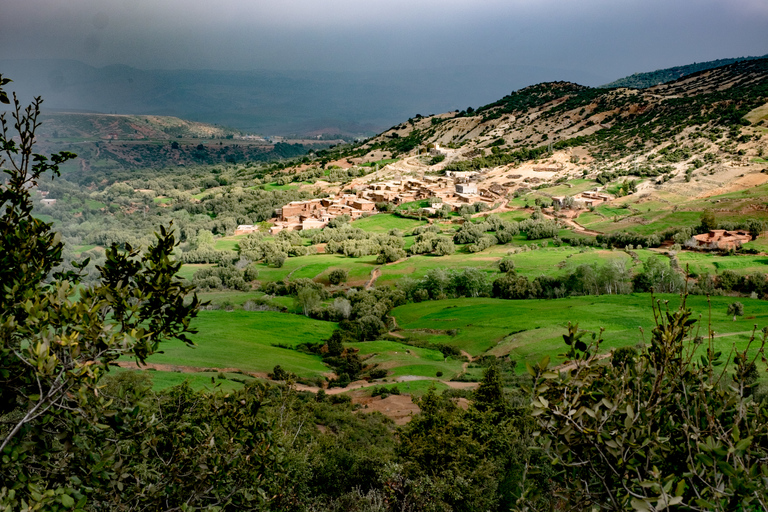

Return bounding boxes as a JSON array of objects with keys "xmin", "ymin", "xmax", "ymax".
[
  {"xmin": 37, "ymin": 112, "xmax": 242, "ymax": 140},
  {"xmin": 31, "ymin": 112, "xmax": 328, "ymax": 177},
  {"xmin": 298, "ymin": 57, "xmax": 768, "ymax": 210},
  {"xmin": 602, "ymin": 54, "xmax": 768, "ymax": 89}
]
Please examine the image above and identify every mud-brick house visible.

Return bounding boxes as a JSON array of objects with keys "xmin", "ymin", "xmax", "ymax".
[{"xmin": 690, "ymin": 230, "xmax": 752, "ymax": 251}]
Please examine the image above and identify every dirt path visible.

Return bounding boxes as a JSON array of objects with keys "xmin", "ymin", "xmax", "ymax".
[
  {"xmin": 117, "ymin": 361, "xmax": 270, "ymax": 379},
  {"xmin": 365, "ymin": 267, "xmax": 381, "ymax": 289},
  {"xmin": 460, "ymin": 350, "xmax": 473, "ymax": 373},
  {"xmin": 118, "ymin": 361, "xmax": 473, "ymax": 395},
  {"xmin": 540, "ymin": 211, "xmax": 602, "ymax": 236},
  {"xmin": 560, "ymin": 216, "xmax": 602, "ymax": 236}
]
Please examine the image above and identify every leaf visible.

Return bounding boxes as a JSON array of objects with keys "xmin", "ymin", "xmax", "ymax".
[
  {"xmin": 526, "ymin": 361, "xmax": 537, "ymax": 377},
  {"xmin": 630, "ymin": 498, "xmax": 652, "ymax": 511},
  {"xmin": 735, "ymin": 437, "xmax": 752, "ymax": 453}
]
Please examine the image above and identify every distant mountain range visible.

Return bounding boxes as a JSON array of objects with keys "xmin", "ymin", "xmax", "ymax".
[
  {"xmin": 0, "ymin": 59, "xmax": 608, "ymax": 137},
  {"xmin": 2, "ymin": 55, "xmax": 766, "ymax": 138},
  {"xmin": 602, "ymin": 54, "xmax": 768, "ymax": 89}
]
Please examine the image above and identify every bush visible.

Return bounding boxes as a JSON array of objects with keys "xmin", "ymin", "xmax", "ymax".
[
  {"xmin": 328, "ymin": 268, "xmax": 349, "ymax": 285},
  {"xmin": 498, "ymin": 257, "xmax": 515, "ymax": 273},
  {"xmin": 530, "ymin": 298, "xmax": 768, "ymax": 511}
]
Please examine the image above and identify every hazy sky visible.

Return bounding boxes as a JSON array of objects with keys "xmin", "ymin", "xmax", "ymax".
[{"xmin": 2, "ymin": 0, "xmax": 767, "ymax": 83}]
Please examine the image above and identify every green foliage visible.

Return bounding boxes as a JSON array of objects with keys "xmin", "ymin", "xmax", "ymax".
[
  {"xmin": 529, "ymin": 296, "xmax": 768, "ymax": 511},
  {"xmin": 0, "ymin": 78, "xmax": 202, "ymax": 509},
  {"xmin": 728, "ymin": 301, "xmax": 745, "ymax": 320},
  {"xmin": 328, "ymin": 268, "xmax": 349, "ymax": 285}
]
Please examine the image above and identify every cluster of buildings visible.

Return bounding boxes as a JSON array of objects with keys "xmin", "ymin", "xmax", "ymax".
[
  {"xmin": 551, "ymin": 190, "xmax": 613, "ymax": 208},
  {"xmin": 261, "ymin": 167, "xmax": 617, "ymax": 233},
  {"xmin": 269, "ymin": 195, "xmax": 376, "ymax": 234}
]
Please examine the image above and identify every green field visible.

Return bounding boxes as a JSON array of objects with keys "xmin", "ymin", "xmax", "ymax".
[
  {"xmin": 137, "ymin": 310, "xmax": 337, "ymax": 377},
  {"xmin": 352, "ymin": 214, "xmax": 427, "ymax": 233},
  {"xmin": 213, "ymin": 234, "xmax": 247, "ymax": 251},
  {"xmin": 119, "ymin": 293, "xmax": 768, "ymax": 395},
  {"xmin": 392, "ymin": 294, "xmax": 768, "ymax": 367},
  {"xmin": 354, "ymin": 340, "xmax": 465, "ymax": 379},
  {"xmin": 113, "ymin": 367, "xmax": 256, "ymax": 392},
  {"xmin": 360, "ymin": 158, "xmax": 398, "ymax": 168},
  {"xmin": 677, "ymin": 251, "xmax": 768, "ymax": 275}
]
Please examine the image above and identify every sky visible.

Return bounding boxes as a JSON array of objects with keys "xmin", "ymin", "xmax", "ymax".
[{"xmin": 2, "ymin": 0, "xmax": 767, "ymax": 84}]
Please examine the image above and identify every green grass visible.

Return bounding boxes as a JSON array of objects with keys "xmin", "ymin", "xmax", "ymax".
[
  {"xmin": 392, "ymin": 294, "xmax": 768, "ymax": 367},
  {"xmin": 71, "ymin": 244, "xmax": 99, "ymax": 254},
  {"xmin": 496, "ymin": 211, "xmax": 532, "ymax": 223},
  {"xmin": 355, "ymin": 340, "xmax": 464, "ymax": 379},
  {"xmin": 263, "ymin": 183, "xmax": 299, "ymax": 191},
  {"xmin": 138, "ymin": 310, "xmax": 337, "ymax": 378},
  {"xmin": 125, "ymin": 368, "xmax": 257, "ymax": 392},
  {"xmin": 676, "ymin": 251, "xmax": 768, "ymax": 276},
  {"xmin": 352, "ymin": 214, "xmax": 427, "ymax": 233},
  {"xmin": 396, "ymin": 199, "xmax": 432, "ymax": 211},
  {"xmin": 393, "ymin": 380, "xmax": 449, "ymax": 397},
  {"xmin": 85, "ymin": 199, "xmax": 106, "ymax": 209},
  {"xmin": 256, "ymin": 253, "xmax": 378, "ymax": 286},
  {"xmin": 213, "ymin": 235, "xmax": 246, "ymax": 251},
  {"xmin": 743, "ymin": 236, "xmax": 768, "ymax": 252},
  {"xmin": 539, "ymin": 179, "xmax": 598, "ymax": 196},
  {"xmin": 360, "ymin": 158, "xmax": 398, "ymax": 168},
  {"xmin": 178, "ymin": 263, "xmax": 214, "ymax": 281}
]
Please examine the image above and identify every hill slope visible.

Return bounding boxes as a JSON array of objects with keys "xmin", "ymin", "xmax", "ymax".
[
  {"xmin": 32, "ymin": 113, "xmax": 314, "ymax": 176},
  {"xmin": 602, "ymin": 54, "xmax": 768, "ymax": 89},
  {"xmin": 281, "ymin": 58, "xmax": 768, "ymax": 226},
  {"xmin": 37, "ymin": 112, "xmax": 241, "ymax": 140}
]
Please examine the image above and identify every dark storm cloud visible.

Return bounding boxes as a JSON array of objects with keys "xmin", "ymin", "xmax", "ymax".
[{"xmin": 1, "ymin": 0, "xmax": 767, "ymax": 82}]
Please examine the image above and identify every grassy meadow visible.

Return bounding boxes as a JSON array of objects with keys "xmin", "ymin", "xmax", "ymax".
[{"xmin": 391, "ymin": 294, "xmax": 768, "ymax": 370}]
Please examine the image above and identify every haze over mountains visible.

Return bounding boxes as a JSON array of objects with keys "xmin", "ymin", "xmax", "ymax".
[
  {"xmin": 2, "ymin": 54, "xmax": 766, "ymax": 140},
  {"xmin": 0, "ymin": 58, "xmax": 610, "ymax": 137}
]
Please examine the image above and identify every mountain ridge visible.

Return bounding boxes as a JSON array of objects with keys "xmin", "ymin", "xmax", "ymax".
[{"xmin": 602, "ymin": 54, "xmax": 768, "ymax": 89}]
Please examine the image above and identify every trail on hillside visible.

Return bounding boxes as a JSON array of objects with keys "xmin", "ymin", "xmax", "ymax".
[
  {"xmin": 541, "ymin": 211, "xmax": 602, "ymax": 236},
  {"xmin": 365, "ymin": 267, "xmax": 381, "ymax": 289},
  {"xmin": 460, "ymin": 350, "xmax": 473, "ymax": 373}
]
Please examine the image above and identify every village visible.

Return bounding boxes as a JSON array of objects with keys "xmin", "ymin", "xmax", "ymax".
[{"xmin": 253, "ymin": 161, "xmax": 615, "ymax": 234}]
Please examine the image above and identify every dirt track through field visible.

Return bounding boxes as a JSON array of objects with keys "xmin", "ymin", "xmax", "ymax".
[{"xmin": 117, "ymin": 361, "xmax": 478, "ymax": 395}]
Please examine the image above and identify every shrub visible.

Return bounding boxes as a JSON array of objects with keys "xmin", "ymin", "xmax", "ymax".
[{"xmin": 328, "ymin": 268, "xmax": 349, "ymax": 285}]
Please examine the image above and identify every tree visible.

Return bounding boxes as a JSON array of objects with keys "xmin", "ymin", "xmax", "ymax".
[
  {"xmin": 297, "ymin": 286, "xmax": 321, "ymax": 316},
  {"xmin": 699, "ymin": 210, "xmax": 717, "ymax": 232},
  {"xmin": 529, "ymin": 296, "xmax": 768, "ymax": 511},
  {"xmin": 328, "ymin": 268, "xmax": 349, "ymax": 285},
  {"xmin": 728, "ymin": 301, "xmax": 744, "ymax": 321},
  {"xmin": 0, "ymin": 74, "xmax": 201, "ymax": 508},
  {"xmin": 498, "ymin": 257, "xmax": 516, "ymax": 273}
]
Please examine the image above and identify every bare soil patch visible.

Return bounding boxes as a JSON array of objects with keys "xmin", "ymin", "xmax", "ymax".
[{"xmin": 353, "ymin": 391, "xmax": 420, "ymax": 425}]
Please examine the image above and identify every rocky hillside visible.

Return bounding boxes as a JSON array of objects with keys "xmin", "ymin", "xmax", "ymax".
[{"xmin": 308, "ymin": 58, "xmax": 768, "ymax": 201}]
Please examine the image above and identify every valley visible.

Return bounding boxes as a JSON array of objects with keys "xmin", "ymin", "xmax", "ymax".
[{"xmin": 6, "ymin": 54, "xmax": 768, "ymax": 511}]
